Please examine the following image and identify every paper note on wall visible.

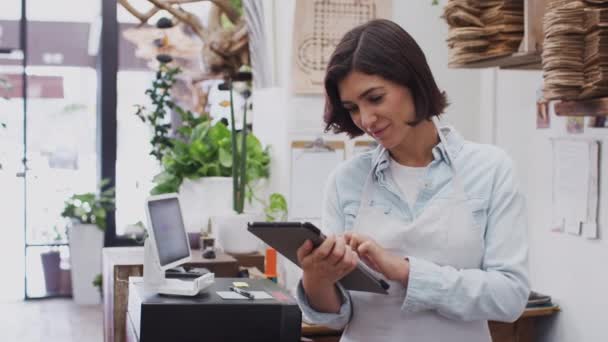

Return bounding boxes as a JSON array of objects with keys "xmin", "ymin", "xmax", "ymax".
[
  {"xmin": 552, "ymin": 139, "xmax": 600, "ymax": 237},
  {"xmin": 583, "ymin": 141, "xmax": 600, "ymax": 239}
]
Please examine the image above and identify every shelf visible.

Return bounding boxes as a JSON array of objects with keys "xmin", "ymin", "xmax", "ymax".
[
  {"xmin": 447, "ymin": 0, "xmax": 546, "ymax": 70},
  {"xmin": 450, "ymin": 51, "xmax": 542, "ymax": 70},
  {"xmin": 554, "ymin": 97, "xmax": 608, "ymax": 117}
]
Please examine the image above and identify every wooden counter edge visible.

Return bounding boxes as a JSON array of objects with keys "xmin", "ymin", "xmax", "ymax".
[{"xmin": 521, "ymin": 305, "xmax": 560, "ymax": 318}]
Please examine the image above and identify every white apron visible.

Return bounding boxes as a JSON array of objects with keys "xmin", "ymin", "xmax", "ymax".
[{"xmin": 341, "ymin": 118, "xmax": 491, "ymax": 342}]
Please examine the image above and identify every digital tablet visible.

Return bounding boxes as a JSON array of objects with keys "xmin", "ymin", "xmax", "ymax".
[{"xmin": 247, "ymin": 222, "xmax": 389, "ymax": 294}]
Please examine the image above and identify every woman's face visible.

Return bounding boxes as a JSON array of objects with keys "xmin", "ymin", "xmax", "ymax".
[{"xmin": 338, "ymin": 71, "xmax": 417, "ymax": 150}]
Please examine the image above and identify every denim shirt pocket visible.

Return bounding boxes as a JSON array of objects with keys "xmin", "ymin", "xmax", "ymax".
[{"xmin": 369, "ymin": 199, "xmax": 393, "ymax": 215}]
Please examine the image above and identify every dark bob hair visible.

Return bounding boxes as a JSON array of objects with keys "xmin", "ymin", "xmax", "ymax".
[{"xmin": 324, "ymin": 19, "xmax": 448, "ymax": 137}]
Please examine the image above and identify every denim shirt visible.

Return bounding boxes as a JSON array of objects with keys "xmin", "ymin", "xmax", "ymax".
[{"xmin": 296, "ymin": 125, "xmax": 530, "ymax": 329}]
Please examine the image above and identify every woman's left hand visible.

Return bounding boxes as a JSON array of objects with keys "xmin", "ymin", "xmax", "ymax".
[{"xmin": 344, "ymin": 232, "xmax": 410, "ymax": 287}]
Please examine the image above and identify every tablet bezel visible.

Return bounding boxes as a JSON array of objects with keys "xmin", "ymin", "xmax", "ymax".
[{"xmin": 248, "ymin": 221, "xmax": 389, "ymax": 294}]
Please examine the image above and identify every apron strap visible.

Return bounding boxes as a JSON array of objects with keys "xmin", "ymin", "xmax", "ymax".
[
  {"xmin": 432, "ymin": 116, "xmax": 454, "ymax": 167},
  {"xmin": 432, "ymin": 116, "xmax": 468, "ymax": 198}
]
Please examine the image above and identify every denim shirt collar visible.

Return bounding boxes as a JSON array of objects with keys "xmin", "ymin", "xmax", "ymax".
[{"xmin": 371, "ymin": 124, "xmax": 464, "ymax": 180}]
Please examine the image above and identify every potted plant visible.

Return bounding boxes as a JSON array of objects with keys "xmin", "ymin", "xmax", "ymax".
[
  {"xmin": 137, "ymin": 62, "xmax": 271, "ymax": 243},
  {"xmin": 61, "ymin": 180, "xmax": 114, "ymax": 304},
  {"xmin": 40, "ymin": 226, "xmax": 70, "ymax": 296}
]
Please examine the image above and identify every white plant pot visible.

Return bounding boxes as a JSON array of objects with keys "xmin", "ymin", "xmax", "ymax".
[
  {"xmin": 213, "ymin": 213, "xmax": 263, "ymax": 255},
  {"xmin": 179, "ymin": 177, "xmax": 233, "ymax": 233},
  {"xmin": 68, "ymin": 223, "xmax": 103, "ymax": 305}
]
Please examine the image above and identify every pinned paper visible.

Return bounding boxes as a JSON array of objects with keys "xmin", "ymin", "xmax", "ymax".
[
  {"xmin": 565, "ymin": 220, "xmax": 581, "ymax": 236},
  {"xmin": 551, "ymin": 139, "xmax": 599, "ymax": 239},
  {"xmin": 582, "ymin": 223, "xmax": 599, "ymax": 240}
]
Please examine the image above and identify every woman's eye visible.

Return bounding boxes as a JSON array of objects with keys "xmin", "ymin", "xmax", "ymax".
[
  {"xmin": 346, "ymin": 107, "xmax": 358, "ymax": 114},
  {"xmin": 369, "ymin": 95, "xmax": 383, "ymax": 103}
]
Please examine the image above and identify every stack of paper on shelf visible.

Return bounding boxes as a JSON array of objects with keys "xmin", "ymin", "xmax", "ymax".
[
  {"xmin": 444, "ymin": 0, "xmax": 524, "ymax": 67},
  {"xmin": 580, "ymin": 6, "xmax": 608, "ymax": 98},
  {"xmin": 542, "ymin": 1, "xmax": 587, "ymax": 100}
]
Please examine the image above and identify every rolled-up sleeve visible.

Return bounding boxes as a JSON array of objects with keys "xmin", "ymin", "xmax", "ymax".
[
  {"xmin": 295, "ymin": 170, "xmax": 353, "ymax": 328},
  {"xmin": 401, "ymin": 155, "xmax": 530, "ymax": 322},
  {"xmin": 296, "ymin": 281, "xmax": 352, "ymax": 329}
]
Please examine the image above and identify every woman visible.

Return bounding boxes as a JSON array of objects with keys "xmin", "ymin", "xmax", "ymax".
[{"xmin": 295, "ymin": 19, "xmax": 529, "ymax": 341}]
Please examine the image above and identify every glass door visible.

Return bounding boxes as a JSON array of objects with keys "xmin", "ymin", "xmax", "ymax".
[
  {"xmin": 0, "ymin": 0, "xmax": 100, "ymax": 299},
  {"xmin": 24, "ymin": 66, "xmax": 98, "ymax": 298},
  {"xmin": 0, "ymin": 0, "xmax": 26, "ymax": 301}
]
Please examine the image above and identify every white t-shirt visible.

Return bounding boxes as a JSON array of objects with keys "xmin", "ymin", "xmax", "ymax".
[{"xmin": 389, "ymin": 157, "xmax": 428, "ymax": 207}]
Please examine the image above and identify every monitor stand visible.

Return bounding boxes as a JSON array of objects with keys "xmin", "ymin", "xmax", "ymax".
[{"xmin": 143, "ymin": 238, "xmax": 215, "ymax": 296}]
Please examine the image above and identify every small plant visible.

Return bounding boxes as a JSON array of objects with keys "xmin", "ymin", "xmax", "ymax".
[
  {"xmin": 92, "ymin": 273, "xmax": 102, "ymax": 295},
  {"xmin": 61, "ymin": 179, "xmax": 115, "ymax": 230},
  {"xmin": 264, "ymin": 193, "xmax": 288, "ymax": 222},
  {"xmin": 127, "ymin": 221, "xmax": 148, "ymax": 245}
]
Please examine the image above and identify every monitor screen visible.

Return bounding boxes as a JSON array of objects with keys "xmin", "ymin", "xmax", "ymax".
[{"xmin": 147, "ymin": 197, "xmax": 190, "ymax": 267}]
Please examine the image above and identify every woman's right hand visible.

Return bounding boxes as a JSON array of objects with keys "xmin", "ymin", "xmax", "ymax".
[{"xmin": 297, "ymin": 234, "xmax": 359, "ymax": 288}]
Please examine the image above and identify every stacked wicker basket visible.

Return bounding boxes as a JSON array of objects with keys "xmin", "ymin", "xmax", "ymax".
[
  {"xmin": 444, "ymin": 0, "xmax": 608, "ymax": 101},
  {"xmin": 444, "ymin": 0, "xmax": 525, "ymax": 67}
]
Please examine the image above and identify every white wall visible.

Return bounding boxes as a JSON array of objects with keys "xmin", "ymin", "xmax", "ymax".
[{"xmin": 482, "ymin": 69, "xmax": 608, "ymax": 342}]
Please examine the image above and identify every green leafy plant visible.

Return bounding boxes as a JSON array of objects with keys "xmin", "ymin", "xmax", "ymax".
[
  {"xmin": 264, "ymin": 193, "xmax": 288, "ymax": 222},
  {"xmin": 135, "ymin": 62, "xmax": 181, "ymax": 161},
  {"xmin": 92, "ymin": 273, "xmax": 102, "ymax": 295},
  {"xmin": 144, "ymin": 69, "xmax": 271, "ymax": 197},
  {"xmin": 61, "ymin": 179, "xmax": 115, "ymax": 230},
  {"xmin": 432, "ymin": 0, "xmax": 439, "ymax": 5},
  {"xmin": 152, "ymin": 119, "xmax": 230, "ymax": 193},
  {"xmin": 151, "ymin": 118, "xmax": 270, "ymax": 196}
]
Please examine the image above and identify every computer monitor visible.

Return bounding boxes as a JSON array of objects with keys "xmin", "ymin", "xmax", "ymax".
[{"xmin": 144, "ymin": 193, "xmax": 192, "ymax": 271}]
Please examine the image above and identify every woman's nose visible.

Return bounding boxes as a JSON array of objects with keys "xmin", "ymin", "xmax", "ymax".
[{"xmin": 360, "ymin": 109, "xmax": 377, "ymax": 130}]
